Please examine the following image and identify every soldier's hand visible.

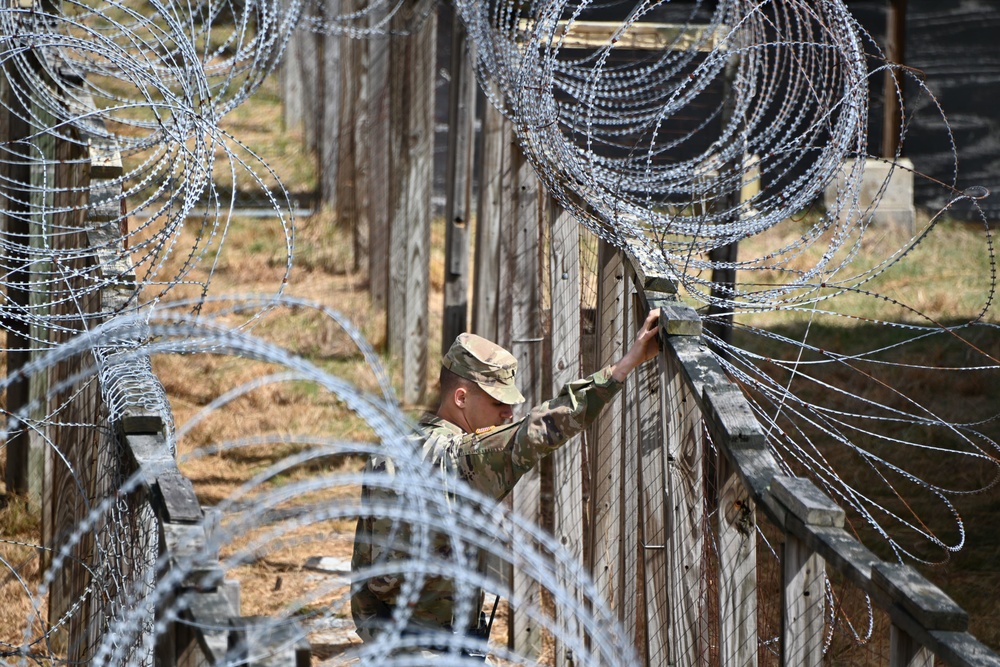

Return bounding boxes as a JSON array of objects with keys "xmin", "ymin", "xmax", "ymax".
[{"xmin": 610, "ymin": 308, "xmax": 661, "ymax": 382}]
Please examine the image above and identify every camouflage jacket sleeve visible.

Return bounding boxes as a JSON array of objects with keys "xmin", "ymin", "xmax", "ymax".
[{"xmin": 423, "ymin": 365, "xmax": 623, "ymax": 501}]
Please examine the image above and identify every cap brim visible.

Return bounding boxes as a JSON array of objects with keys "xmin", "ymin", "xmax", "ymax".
[{"xmin": 480, "ymin": 382, "xmax": 525, "ymax": 405}]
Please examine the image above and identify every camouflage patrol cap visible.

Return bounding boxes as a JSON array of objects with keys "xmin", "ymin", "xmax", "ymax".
[{"xmin": 442, "ymin": 333, "xmax": 525, "ymax": 405}]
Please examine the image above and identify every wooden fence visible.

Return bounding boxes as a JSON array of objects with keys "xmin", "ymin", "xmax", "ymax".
[
  {"xmin": 455, "ymin": 115, "xmax": 1000, "ymax": 665},
  {"xmin": 593, "ymin": 245, "xmax": 1000, "ymax": 666},
  {"xmin": 282, "ymin": 0, "xmax": 437, "ymax": 405},
  {"xmin": 456, "ymin": 104, "xmax": 1000, "ymax": 664},
  {"xmin": 0, "ymin": 44, "xmax": 312, "ymax": 663}
]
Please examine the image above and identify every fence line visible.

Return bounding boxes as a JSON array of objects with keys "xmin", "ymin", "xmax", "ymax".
[
  {"xmin": 447, "ymin": 67, "xmax": 1000, "ymax": 666},
  {"xmin": 282, "ymin": 5, "xmax": 435, "ymax": 405},
  {"xmin": 0, "ymin": 49, "xmax": 312, "ymax": 661}
]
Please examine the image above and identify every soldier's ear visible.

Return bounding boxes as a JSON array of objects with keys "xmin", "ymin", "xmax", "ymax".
[{"xmin": 453, "ymin": 386, "xmax": 467, "ymax": 408}]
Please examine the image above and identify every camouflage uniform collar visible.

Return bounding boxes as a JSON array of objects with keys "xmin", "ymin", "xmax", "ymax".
[{"xmin": 419, "ymin": 413, "xmax": 465, "ymax": 436}]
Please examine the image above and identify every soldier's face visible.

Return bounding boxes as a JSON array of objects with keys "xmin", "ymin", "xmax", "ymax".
[{"xmin": 462, "ymin": 384, "xmax": 515, "ymax": 432}]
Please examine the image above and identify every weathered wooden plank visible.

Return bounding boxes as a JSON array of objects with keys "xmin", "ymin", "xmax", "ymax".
[
  {"xmin": 182, "ymin": 585, "xmax": 240, "ymax": 662},
  {"xmin": 872, "ymin": 564, "xmax": 969, "ymax": 633},
  {"xmin": 702, "ymin": 382, "xmax": 765, "ymax": 453},
  {"xmin": 120, "ymin": 406, "xmax": 164, "ymax": 435},
  {"xmin": 618, "ymin": 270, "xmax": 640, "ymax": 638},
  {"xmin": 504, "ymin": 141, "xmax": 543, "ymax": 658},
  {"xmin": 716, "ymin": 453, "xmax": 757, "ymax": 667},
  {"xmin": 588, "ymin": 240, "xmax": 625, "ymax": 618},
  {"xmin": 890, "ymin": 624, "xmax": 934, "ymax": 667},
  {"xmin": 771, "ymin": 475, "xmax": 845, "ymax": 528},
  {"xmin": 623, "ymin": 238, "xmax": 678, "ymax": 295},
  {"xmin": 664, "ymin": 332, "xmax": 707, "ymax": 665},
  {"xmin": 88, "ymin": 142, "xmax": 122, "ymax": 178},
  {"xmin": 723, "ymin": 447, "xmax": 782, "ymax": 511},
  {"xmin": 802, "ymin": 525, "xmax": 881, "ymax": 591},
  {"xmin": 441, "ymin": 10, "xmax": 477, "ymax": 351},
  {"xmin": 927, "ymin": 631, "xmax": 1000, "ymax": 667},
  {"xmin": 162, "ymin": 522, "xmax": 208, "ymax": 565},
  {"xmin": 654, "ymin": 299, "xmax": 703, "ymax": 336},
  {"xmin": 548, "ymin": 201, "xmax": 584, "ymax": 667},
  {"xmin": 471, "ymin": 94, "xmax": 506, "ymax": 341},
  {"xmin": 124, "ymin": 433, "xmax": 176, "ymax": 487},
  {"xmin": 639, "ymin": 312, "xmax": 671, "ymax": 665},
  {"xmin": 781, "ymin": 535, "xmax": 825, "ymax": 667},
  {"xmin": 665, "ymin": 335, "xmax": 729, "ymax": 408}
]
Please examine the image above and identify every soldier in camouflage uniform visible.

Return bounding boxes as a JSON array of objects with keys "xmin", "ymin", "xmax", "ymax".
[{"xmin": 351, "ymin": 308, "xmax": 662, "ymax": 655}]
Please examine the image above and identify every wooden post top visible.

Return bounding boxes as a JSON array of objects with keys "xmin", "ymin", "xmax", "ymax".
[
  {"xmin": 623, "ymin": 238, "xmax": 679, "ymax": 295},
  {"xmin": 770, "ymin": 475, "xmax": 846, "ymax": 528}
]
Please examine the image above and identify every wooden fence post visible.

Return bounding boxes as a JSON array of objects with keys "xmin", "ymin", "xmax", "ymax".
[
  {"xmin": 441, "ymin": 9, "xmax": 477, "ymax": 351},
  {"xmin": 628, "ymin": 256, "xmax": 685, "ymax": 665},
  {"xmin": 387, "ymin": 0, "xmax": 435, "ymax": 404},
  {"xmin": 353, "ymin": 26, "xmax": 370, "ymax": 274},
  {"xmin": 337, "ymin": 15, "xmax": 362, "ymax": 269},
  {"xmin": 890, "ymin": 625, "xmax": 934, "ymax": 667},
  {"xmin": 472, "ymin": 92, "xmax": 507, "ymax": 341},
  {"xmin": 548, "ymin": 201, "xmax": 584, "ymax": 667},
  {"xmin": 619, "ymin": 267, "xmax": 640, "ymax": 638},
  {"xmin": 873, "ymin": 563, "xmax": 967, "ymax": 667},
  {"xmin": 640, "ymin": 331, "xmax": 672, "ymax": 666},
  {"xmin": 587, "ymin": 240, "xmax": 625, "ymax": 616},
  {"xmin": 1, "ymin": 51, "xmax": 33, "ymax": 497},
  {"xmin": 664, "ymin": 325, "xmax": 707, "ymax": 665},
  {"xmin": 882, "ymin": 0, "xmax": 908, "ymax": 158},
  {"xmin": 499, "ymin": 138, "xmax": 544, "ymax": 658},
  {"xmin": 365, "ymin": 7, "xmax": 390, "ymax": 311},
  {"xmin": 704, "ymin": 382, "xmax": 762, "ymax": 667},
  {"xmin": 318, "ymin": 0, "xmax": 341, "ymax": 208},
  {"xmin": 772, "ymin": 476, "xmax": 841, "ymax": 667},
  {"xmin": 281, "ymin": 7, "xmax": 321, "ymax": 151}
]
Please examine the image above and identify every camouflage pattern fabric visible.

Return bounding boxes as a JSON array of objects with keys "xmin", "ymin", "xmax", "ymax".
[{"xmin": 351, "ymin": 366, "xmax": 623, "ymax": 641}]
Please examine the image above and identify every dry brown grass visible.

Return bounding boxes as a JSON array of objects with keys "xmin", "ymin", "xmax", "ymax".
[{"xmin": 0, "ymin": 496, "xmax": 46, "ymax": 649}]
